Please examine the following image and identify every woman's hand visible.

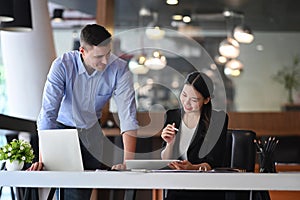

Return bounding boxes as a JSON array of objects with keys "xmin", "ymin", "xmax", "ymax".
[
  {"xmin": 111, "ymin": 163, "xmax": 126, "ymax": 170},
  {"xmin": 197, "ymin": 163, "xmax": 212, "ymax": 171},
  {"xmin": 168, "ymin": 160, "xmax": 212, "ymax": 171},
  {"xmin": 161, "ymin": 123, "xmax": 177, "ymax": 144},
  {"xmin": 168, "ymin": 160, "xmax": 194, "ymax": 170},
  {"xmin": 27, "ymin": 162, "xmax": 44, "ymax": 171}
]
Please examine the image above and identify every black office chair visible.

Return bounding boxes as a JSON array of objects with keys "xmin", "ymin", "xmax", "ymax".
[
  {"xmin": 225, "ymin": 129, "xmax": 271, "ymax": 200},
  {"xmin": 224, "ymin": 129, "xmax": 256, "ymax": 172}
]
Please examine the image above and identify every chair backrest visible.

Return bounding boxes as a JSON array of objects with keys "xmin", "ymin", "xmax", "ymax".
[{"xmin": 224, "ymin": 129, "xmax": 256, "ymax": 172}]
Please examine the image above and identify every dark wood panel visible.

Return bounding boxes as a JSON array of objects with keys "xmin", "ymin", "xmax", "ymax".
[{"xmin": 228, "ymin": 112, "xmax": 300, "ymax": 136}]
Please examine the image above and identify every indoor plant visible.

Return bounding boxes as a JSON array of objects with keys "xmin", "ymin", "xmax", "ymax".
[
  {"xmin": 0, "ymin": 139, "xmax": 35, "ymax": 170},
  {"xmin": 272, "ymin": 55, "xmax": 300, "ymax": 104}
]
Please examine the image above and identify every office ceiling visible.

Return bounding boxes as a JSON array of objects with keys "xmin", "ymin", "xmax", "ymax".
[{"xmin": 49, "ymin": 0, "xmax": 300, "ymax": 32}]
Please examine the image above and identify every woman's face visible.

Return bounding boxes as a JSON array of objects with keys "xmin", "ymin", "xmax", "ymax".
[{"xmin": 180, "ymin": 84, "xmax": 210, "ymax": 113}]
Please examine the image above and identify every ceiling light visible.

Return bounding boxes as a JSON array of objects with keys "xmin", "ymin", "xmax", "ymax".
[
  {"xmin": 0, "ymin": 0, "xmax": 14, "ymax": 22},
  {"xmin": 145, "ymin": 26, "xmax": 165, "ymax": 40},
  {"xmin": 233, "ymin": 25, "xmax": 254, "ymax": 43},
  {"xmin": 224, "ymin": 59, "xmax": 243, "ymax": 77},
  {"xmin": 166, "ymin": 0, "xmax": 178, "ymax": 5},
  {"xmin": 222, "ymin": 10, "xmax": 232, "ymax": 17},
  {"xmin": 224, "ymin": 67, "xmax": 242, "ymax": 77},
  {"xmin": 182, "ymin": 15, "xmax": 191, "ymax": 23},
  {"xmin": 129, "ymin": 55, "xmax": 149, "ymax": 74},
  {"xmin": 144, "ymin": 51, "xmax": 167, "ymax": 70},
  {"xmin": 256, "ymin": 44, "xmax": 264, "ymax": 51},
  {"xmin": 52, "ymin": 9, "xmax": 64, "ymax": 22},
  {"xmin": 225, "ymin": 59, "xmax": 243, "ymax": 70},
  {"xmin": 0, "ymin": 0, "xmax": 32, "ymax": 32},
  {"xmin": 172, "ymin": 14, "xmax": 183, "ymax": 21},
  {"xmin": 139, "ymin": 7, "xmax": 151, "ymax": 16},
  {"xmin": 219, "ymin": 38, "xmax": 240, "ymax": 58},
  {"xmin": 214, "ymin": 55, "xmax": 228, "ymax": 64}
]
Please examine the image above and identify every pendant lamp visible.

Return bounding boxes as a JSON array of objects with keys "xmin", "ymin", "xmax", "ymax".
[
  {"xmin": 52, "ymin": 9, "xmax": 64, "ymax": 22},
  {"xmin": 225, "ymin": 59, "xmax": 243, "ymax": 70},
  {"xmin": 0, "ymin": 0, "xmax": 14, "ymax": 22},
  {"xmin": 0, "ymin": 0, "xmax": 32, "ymax": 32},
  {"xmin": 219, "ymin": 37, "xmax": 240, "ymax": 59},
  {"xmin": 233, "ymin": 25, "xmax": 254, "ymax": 44},
  {"xmin": 144, "ymin": 50, "xmax": 167, "ymax": 70},
  {"xmin": 129, "ymin": 55, "xmax": 149, "ymax": 74},
  {"xmin": 224, "ymin": 59, "xmax": 243, "ymax": 77}
]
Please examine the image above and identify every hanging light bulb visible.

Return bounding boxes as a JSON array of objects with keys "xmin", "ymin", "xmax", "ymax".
[
  {"xmin": 225, "ymin": 59, "xmax": 243, "ymax": 70},
  {"xmin": 224, "ymin": 59, "xmax": 243, "ymax": 77},
  {"xmin": 233, "ymin": 25, "xmax": 254, "ymax": 43},
  {"xmin": 145, "ymin": 26, "xmax": 165, "ymax": 40},
  {"xmin": 219, "ymin": 37, "xmax": 240, "ymax": 58},
  {"xmin": 129, "ymin": 55, "xmax": 149, "ymax": 74},
  {"xmin": 214, "ymin": 55, "xmax": 228, "ymax": 65},
  {"xmin": 144, "ymin": 50, "xmax": 167, "ymax": 70},
  {"xmin": 224, "ymin": 67, "xmax": 242, "ymax": 77}
]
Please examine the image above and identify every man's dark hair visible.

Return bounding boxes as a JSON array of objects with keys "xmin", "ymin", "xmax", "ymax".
[{"xmin": 80, "ymin": 24, "xmax": 111, "ymax": 47}]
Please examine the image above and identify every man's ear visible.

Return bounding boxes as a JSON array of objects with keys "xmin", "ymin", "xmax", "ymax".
[{"xmin": 79, "ymin": 46, "xmax": 84, "ymax": 54}]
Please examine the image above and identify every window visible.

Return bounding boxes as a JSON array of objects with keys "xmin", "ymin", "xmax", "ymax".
[{"xmin": 0, "ymin": 36, "xmax": 8, "ymax": 114}]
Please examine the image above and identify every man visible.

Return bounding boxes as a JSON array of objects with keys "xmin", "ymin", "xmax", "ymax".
[{"xmin": 28, "ymin": 24, "xmax": 138, "ymax": 199}]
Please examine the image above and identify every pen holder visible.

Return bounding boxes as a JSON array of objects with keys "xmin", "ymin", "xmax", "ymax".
[
  {"xmin": 258, "ymin": 152, "xmax": 276, "ymax": 173},
  {"xmin": 256, "ymin": 137, "xmax": 279, "ymax": 173}
]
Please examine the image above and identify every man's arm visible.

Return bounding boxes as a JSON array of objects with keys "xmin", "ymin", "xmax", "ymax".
[
  {"xmin": 122, "ymin": 130, "xmax": 137, "ymax": 161},
  {"xmin": 37, "ymin": 60, "xmax": 65, "ymax": 130}
]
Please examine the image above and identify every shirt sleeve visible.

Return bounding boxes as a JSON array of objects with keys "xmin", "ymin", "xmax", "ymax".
[
  {"xmin": 112, "ymin": 67, "xmax": 139, "ymax": 133},
  {"xmin": 37, "ymin": 59, "xmax": 66, "ymax": 130}
]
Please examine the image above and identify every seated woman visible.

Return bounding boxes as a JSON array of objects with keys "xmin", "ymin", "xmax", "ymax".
[{"xmin": 161, "ymin": 71, "xmax": 228, "ymax": 200}]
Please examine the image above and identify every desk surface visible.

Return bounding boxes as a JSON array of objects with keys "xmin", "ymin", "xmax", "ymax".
[{"xmin": 1, "ymin": 171, "xmax": 300, "ymax": 191}]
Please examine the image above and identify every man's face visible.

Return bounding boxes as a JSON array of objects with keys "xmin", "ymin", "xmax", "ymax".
[{"xmin": 80, "ymin": 44, "xmax": 111, "ymax": 72}]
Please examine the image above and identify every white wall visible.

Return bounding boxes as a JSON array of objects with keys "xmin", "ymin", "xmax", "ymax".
[
  {"xmin": 53, "ymin": 29, "xmax": 80, "ymax": 57},
  {"xmin": 235, "ymin": 32, "xmax": 300, "ymax": 111}
]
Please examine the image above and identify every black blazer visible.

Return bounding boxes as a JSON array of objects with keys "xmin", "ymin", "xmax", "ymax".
[{"xmin": 162, "ymin": 109, "xmax": 228, "ymax": 168}]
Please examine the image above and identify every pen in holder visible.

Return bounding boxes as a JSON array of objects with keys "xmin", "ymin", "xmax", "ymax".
[{"xmin": 255, "ymin": 137, "xmax": 279, "ymax": 173}]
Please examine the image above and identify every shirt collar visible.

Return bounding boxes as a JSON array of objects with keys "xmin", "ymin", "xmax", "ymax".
[{"xmin": 77, "ymin": 52, "xmax": 86, "ymax": 75}]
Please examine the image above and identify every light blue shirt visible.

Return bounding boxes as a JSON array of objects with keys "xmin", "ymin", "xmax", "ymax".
[{"xmin": 37, "ymin": 51, "xmax": 138, "ymax": 133}]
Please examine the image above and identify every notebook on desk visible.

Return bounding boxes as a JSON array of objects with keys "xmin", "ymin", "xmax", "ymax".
[
  {"xmin": 38, "ymin": 129, "xmax": 84, "ymax": 171},
  {"xmin": 125, "ymin": 159, "xmax": 179, "ymax": 170}
]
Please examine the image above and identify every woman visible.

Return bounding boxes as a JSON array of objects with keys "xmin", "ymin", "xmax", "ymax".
[{"xmin": 161, "ymin": 71, "xmax": 228, "ymax": 200}]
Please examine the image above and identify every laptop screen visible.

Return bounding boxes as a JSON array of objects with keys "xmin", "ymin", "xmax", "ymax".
[{"xmin": 38, "ymin": 129, "xmax": 84, "ymax": 171}]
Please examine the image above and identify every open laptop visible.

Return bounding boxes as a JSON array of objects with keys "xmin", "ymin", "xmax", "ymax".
[{"xmin": 38, "ymin": 129, "xmax": 84, "ymax": 171}]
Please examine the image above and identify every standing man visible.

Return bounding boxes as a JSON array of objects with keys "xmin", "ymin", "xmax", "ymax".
[{"xmin": 29, "ymin": 24, "xmax": 138, "ymax": 199}]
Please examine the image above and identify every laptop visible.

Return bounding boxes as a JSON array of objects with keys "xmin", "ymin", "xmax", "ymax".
[
  {"xmin": 125, "ymin": 159, "xmax": 179, "ymax": 170},
  {"xmin": 38, "ymin": 129, "xmax": 84, "ymax": 171}
]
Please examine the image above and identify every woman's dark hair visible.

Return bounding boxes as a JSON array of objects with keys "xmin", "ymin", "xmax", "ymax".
[
  {"xmin": 184, "ymin": 71, "xmax": 214, "ymax": 131},
  {"xmin": 80, "ymin": 24, "xmax": 111, "ymax": 48}
]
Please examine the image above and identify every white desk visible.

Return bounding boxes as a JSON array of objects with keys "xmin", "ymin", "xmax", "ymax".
[{"xmin": 1, "ymin": 171, "xmax": 300, "ymax": 191}]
